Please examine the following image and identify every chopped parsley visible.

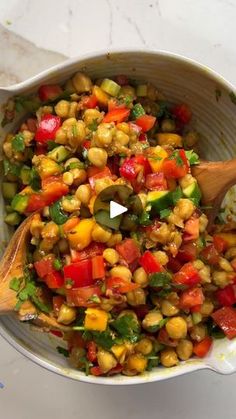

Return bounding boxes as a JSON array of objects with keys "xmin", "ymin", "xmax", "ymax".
[
  {"xmin": 111, "ymin": 314, "xmax": 140, "ymax": 343},
  {"xmin": 29, "ymin": 167, "xmax": 41, "ymax": 191},
  {"xmin": 139, "ymin": 211, "xmax": 152, "ymax": 226},
  {"xmin": 53, "ymin": 258, "xmax": 63, "ymax": 271},
  {"xmin": 12, "ymin": 133, "xmax": 25, "ymax": 152},
  {"xmin": 65, "ymin": 278, "xmax": 74, "ymax": 287},
  {"xmin": 9, "ymin": 277, "xmax": 22, "ymax": 292},
  {"xmin": 88, "ymin": 295, "xmax": 101, "ymax": 304},
  {"xmin": 88, "ymin": 119, "xmax": 98, "ymax": 132},
  {"xmin": 171, "ymin": 186, "xmax": 183, "ymax": 205},
  {"xmin": 185, "ymin": 150, "xmax": 200, "ymax": 165},
  {"xmin": 149, "ymin": 272, "xmax": 172, "ymax": 288}
]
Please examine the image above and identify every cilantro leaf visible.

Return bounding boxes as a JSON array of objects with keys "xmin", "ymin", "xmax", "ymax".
[
  {"xmin": 92, "ymin": 330, "xmax": 116, "ymax": 349},
  {"xmin": 9, "ymin": 277, "xmax": 22, "ymax": 292},
  {"xmin": 88, "ymin": 119, "xmax": 98, "ymax": 132},
  {"xmin": 56, "ymin": 346, "xmax": 69, "ymax": 357},
  {"xmin": 171, "ymin": 186, "xmax": 183, "ymax": 205},
  {"xmin": 185, "ymin": 150, "xmax": 200, "ymax": 165},
  {"xmin": 147, "ymin": 356, "xmax": 159, "ymax": 371},
  {"xmin": 111, "ymin": 315, "xmax": 140, "ymax": 343},
  {"xmin": 160, "ymin": 208, "xmax": 171, "ymax": 219},
  {"xmin": 12, "ymin": 133, "xmax": 25, "ymax": 152},
  {"xmin": 149, "ymin": 272, "xmax": 172, "ymax": 288},
  {"xmin": 139, "ymin": 211, "xmax": 152, "ymax": 226}
]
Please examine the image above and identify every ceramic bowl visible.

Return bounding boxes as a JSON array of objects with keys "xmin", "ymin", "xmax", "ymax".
[{"xmin": 1, "ymin": 49, "xmax": 236, "ymax": 385}]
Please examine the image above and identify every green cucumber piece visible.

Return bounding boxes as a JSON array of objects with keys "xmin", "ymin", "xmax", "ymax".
[
  {"xmin": 47, "ymin": 146, "xmax": 71, "ymax": 163},
  {"xmin": 4, "ymin": 212, "xmax": 22, "ymax": 226},
  {"xmin": 147, "ymin": 191, "xmax": 172, "ymax": 214},
  {"xmin": 131, "ymin": 103, "xmax": 145, "ymax": 119},
  {"xmin": 49, "ymin": 200, "xmax": 68, "ymax": 225},
  {"xmin": 100, "ymin": 78, "xmax": 121, "ymax": 97},
  {"xmin": 182, "ymin": 181, "xmax": 202, "ymax": 205},
  {"xmin": 95, "ymin": 210, "xmax": 122, "ymax": 230},
  {"xmin": 11, "ymin": 194, "xmax": 29, "ymax": 213},
  {"xmin": 20, "ymin": 165, "xmax": 31, "ymax": 185},
  {"xmin": 2, "ymin": 182, "xmax": 18, "ymax": 200}
]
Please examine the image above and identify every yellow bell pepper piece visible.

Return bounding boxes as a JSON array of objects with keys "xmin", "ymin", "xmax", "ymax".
[
  {"xmin": 214, "ymin": 233, "xmax": 236, "ymax": 248},
  {"xmin": 111, "ymin": 344, "xmax": 127, "ymax": 361},
  {"xmin": 147, "ymin": 146, "xmax": 168, "ymax": 172},
  {"xmin": 93, "ymin": 85, "xmax": 109, "ymax": 107},
  {"xmin": 36, "ymin": 156, "xmax": 62, "ymax": 179},
  {"xmin": 67, "ymin": 218, "xmax": 95, "ymax": 250},
  {"xmin": 84, "ymin": 308, "xmax": 108, "ymax": 332},
  {"xmin": 126, "ymin": 353, "xmax": 147, "ymax": 373},
  {"xmin": 156, "ymin": 133, "xmax": 183, "ymax": 148}
]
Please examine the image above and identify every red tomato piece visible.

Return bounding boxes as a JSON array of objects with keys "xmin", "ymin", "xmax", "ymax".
[
  {"xmin": 66, "ymin": 286, "xmax": 102, "ymax": 307},
  {"xmin": 35, "ymin": 114, "xmax": 61, "ymax": 143},
  {"xmin": 71, "ymin": 243, "xmax": 105, "ymax": 262},
  {"xmin": 201, "ymin": 244, "xmax": 220, "ymax": 265},
  {"xmin": 108, "ymin": 364, "xmax": 124, "ymax": 375},
  {"xmin": 211, "ymin": 306, "xmax": 236, "ymax": 339},
  {"xmin": 38, "ymin": 84, "xmax": 62, "ymax": 102},
  {"xmin": 135, "ymin": 115, "xmax": 156, "ymax": 132},
  {"xmin": 177, "ymin": 242, "xmax": 197, "ymax": 263},
  {"xmin": 179, "ymin": 287, "xmax": 204, "ymax": 309},
  {"xmin": 133, "ymin": 304, "xmax": 150, "ymax": 319},
  {"xmin": 193, "ymin": 336, "xmax": 212, "ymax": 358},
  {"xmin": 119, "ymin": 158, "xmax": 136, "ymax": 180},
  {"xmin": 108, "ymin": 99, "xmax": 126, "ymax": 112},
  {"xmin": 34, "ymin": 255, "xmax": 54, "ymax": 278},
  {"xmin": 53, "ymin": 295, "xmax": 65, "ymax": 315},
  {"xmin": 88, "ymin": 166, "xmax": 112, "ymax": 188},
  {"xmin": 145, "ymin": 172, "xmax": 168, "ymax": 191},
  {"xmin": 172, "ymin": 103, "xmax": 192, "ymax": 124},
  {"xmin": 162, "ymin": 149, "xmax": 189, "ymax": 179},
  {"xmin": 90, "ymin": 366, "xmax": 103, "ymax": 376},
  {"xmin": 106, "ymin": 277, "xmax": 139, "ymax": 294},
  {"xmin": 92, "ymin": 256, "xmax": 105, "ymax": 280},
  {"xmin": 173, "ymin": 262, "xmax": 201, "ymax": 287},
  {"xmin": 158, "ymin": 328, "xmax": 178, "ymax": 347},
  {"xmin": 191, "ymin": 304, "xmax": 202, "ymax": 313},
  {"xmin": 64, "ymin": 260, "xmax": 94, "ymax": 288},
  {"xmin": 167, "ymin": 256, "xmax": 183, "ymax": 273},
  {"xmin": 26, "ymin": 193, "xmax": 45, "ymax": 212},
  {"xmin": 82, "ymin": 140, "xmax": 91, "ymax": 149},
  {"xmin": 50, "ymin": 330, "xmax": 63, "ymax": 338},
  {"xmin": 42, "ymin": 181, "xmax": 69, "ymax": 205},
  {"xmin": 183, "ymin": 218, "xmax": 200, "ymax": 241},
  {"xmin": 216, "ymin": 285, "xmax": 236, "ymax": 306},
  {"xmin": 213, "ymin": 235, "xmax": 228, "ymax": 253},
  {"xmin": 45, "ymin": 271, "xmax": 64, "ymax": 289},
  {"xmin": 87, "ymin": 341, "xmax": 97, "ymax": 362},
  {"xmin": 81, "ymin": 94, "xmax": 98, "ymax": 109},
  {"xmin": 103, "ymin": 108, "xmax": 130, "ymax": 123},
  {"xmin": 139, "ymin": 251, "xmax": 163, "ymax": 274},
  {"xmin": 116, "ymin": 239, "xmax": 141, "ymax": 264}
]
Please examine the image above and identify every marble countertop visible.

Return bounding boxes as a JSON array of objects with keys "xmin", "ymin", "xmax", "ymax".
[{"xmin": 1, "ymin": 1, "xmax": 236, "ymax": 418}]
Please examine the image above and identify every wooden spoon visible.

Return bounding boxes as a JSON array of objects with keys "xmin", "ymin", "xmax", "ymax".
[{"xmin": 0, "ymin": 213, "xmax": 68, "ymax": 330}]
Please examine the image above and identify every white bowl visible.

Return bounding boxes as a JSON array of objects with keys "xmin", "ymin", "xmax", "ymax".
[{"xmin": 1, "ymin": 49, "xmax": 236, "ymax": 385}]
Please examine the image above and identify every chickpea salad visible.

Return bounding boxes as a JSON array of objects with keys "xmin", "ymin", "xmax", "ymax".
[{"xmin": 2, "ymin": 72, "xmax": 236, "ymax": 377}]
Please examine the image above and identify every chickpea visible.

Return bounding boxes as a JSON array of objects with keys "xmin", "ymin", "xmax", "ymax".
[
  {"xmin": 88, "ymin": 147, "xmax": 108, "ymax": 168},
  {"xmin": 92, "ymin": 224, "xmax": 112, "ymax": 243},
  {"xmin": 219, "ymin": 257, "xmax": 233, "ymax": 272},
  {"xmin": 153, "ymin": 251, "xmax": 169, "ymax": 266},
  {"xmin": 103, "ymin": 248, "xmax": 119, "ymax": 265},
  {"xmin": 135, "ymin": 338, "xmax": 153, "ymax": 355},
  {"xmin": 161, "ymin": 118, "xmax": 176, "ymax": 132},
  {"xmin": 61, "ymin": 196, "xmax": 81, "ymax": 212},
  {"xmin": 184, "ymin": 131, "xmax": 199, "ymax": 147},
  {"xmin": 55, "ymin": 100, "xmax": 70, "ymax": 118},
  {"xmin": 190, "ymin": 324, "xmax": 207, "ymax": 342},
  {"xmin": 126, "ymin": 354, "xmax": 147, "ymax": 374},
  {"xmin": 119, "ymin": 85, "xmax": 136, "ymax": 98},
  {"xmin": 150, "ymin": 223, "xmax": 171, "ymax": 244},
  {"xmin": 166, "ymin": 317, "xmax": 187, "ymax": 340},
  {"xmin": 116, "ymin": 122, "xmax": 130, "ymax": 134},
  {"xmin": 174, "ymin": 199, "xmax": 195, "ymax": 220},
  {"xmin": 160, "ymin": 348, "xmax": 178, "ymax": 367},
  {"xmin": 57, "ymin": 304, "xmax": 77, "ymax": 325},
  {"xmin": 161, "ymin": 300, "xmax": 179, "ymax": 317},
  {"xmin": 179, "ymin": 174, "xmax": 196, "ymax": 190},
  {"xmin": 72, "ymin": 72, "xmax": 92, "ymax": 93},
  {"xmin": 126, "ymin": 288, "xmax": 146, "ymax": 306},
  {"xmin": 83, "ymin": 109, "xmax": 103, "ymax": 126},
  {"xmin": 225, "ymin": 247, "xmax": 236, "ymax": 260},
  {"xmin": 62, "ymin": 171, "xmax": 74, "ymax": 185},
  {"xmin": 212, "ymin": 271, "xmax": 230, "ymax": 288},
  {"xmin": 199, "ymin": 214, "xmax": 208, "ymax": 232},
  {"xmin": 97, "ymin": 349, "xmax": 117, "ymax": 373},
  {"xmin": 142, "ymin": 311, "xmax": 163, "ymax": 331},
  {"xmin": 70, "ymin": 168, "xmax": 87, "ymax": 186},
  {"xmin": 94, "ymin": 178, "xmax": 114, "ymax": 195},
  {"xmin": 75, "ymin": 184, "xmax": 91, "ymax": 206},
  {"xmin": 200, "ymin": 299, "xmax": 214, "ymax": 316},
  {"xmin": 107, "ymin": 232, "xmax": 123, "ymax": 247},
  {"xmin": 133, "ymin": 267, "xmax": 149, "ymax": 288},
  {"xmin": 176, "ymin": 339, "xmax": 193, "ymax": 361},
  {"xmin": 65, "ymin": 157, "xmax": 81, "ymax": 169},
  {"xmin": 30, "ymin": 213, "xmax": 44, "ymax": 239},
  {"xmin": 94, "ymin": 123, "xmax": 114, "ymax": 147},
  {"xmin": 114, "ymin": 129, "xmax": 130, "ymax": 147},
  {"xmin": 118, "ymin": 310, "xmax": 138, "ymax": 322},
  {"xmin": 41, "ymin": 221, "xmax": 59, "ymax": 239},
  {"xmin": 110, "ymin": 265, "xmax": 132, "ymax": 281}
]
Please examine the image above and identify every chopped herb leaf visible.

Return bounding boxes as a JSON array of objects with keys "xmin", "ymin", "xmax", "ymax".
[
  {"xmin": 68, "ymin": 161, "xmax": 84, "ymax": 170},
  {"xmin": 215, "ymin": 88, "xmax": 222, "ymax": 102},
  {"xmin": 53, "ymin": 258, "xmax": 63, "ymax": 271},
  {"xmin": 12, "ymin": 133, "xmax": 25, "ymax": 152},
  {"xmin": 88, "ymin": 295, "xmax": 101, "ymax": 303},
  {"xmin": 147, "ymin": 357, "xmax": 159, "ymax": 371},
  {"xmin": 149, "ymin": 272, "xmax": 172, "ymax": 288},
  {"xmin": 88, "ymin": 119, "xmax": 98, "ymax": 132},
  {"xmin": 92, "ymin": 330, "xmax": 116, "ymax": 349},
  {"xmin": 14, "ymin": 300, "xmax": 23, "ymax": 311},
  {"xmin": 47, "ymin": 141, "xmax": 58, "ymax": 151},
  {"xmin": 111, "ymin": 315, "xmax": 140, "ymax": 343},
  {"xmin": 56, "ymin": 346, "xmax": 69, "ymax": 357},
  {"xmin": 32, "ymin": 296, "xmax": 51, "ymax": 313},
  {"xmin": 160, "ymin": 208, "xmax": 171, "ymax": 219},
  {"xmin": 229, "ymin": 91, "xmax": 236, "ymax": 105},
  {"xmin": 139, "ymin": 211, "xmax": 152, "ymax": 226},
  {"xmin": 171, "ymin": 186, "xmax": 183, "ymax": 205},
  {"xmin": 65, "ymin": 278, "xmax": 74, "ymax": 286},
  {"xmin": 9, "ymin": 277, "xmax": 22, "ymax": 292},
  {"xmin": 185, "ymin": 150, "xmax": 200, "ymax": 165}
]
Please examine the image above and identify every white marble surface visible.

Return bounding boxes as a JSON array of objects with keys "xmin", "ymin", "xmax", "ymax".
[{"xmin": 1, "ymin": 0, "xmax": 236, "ymax": 418}]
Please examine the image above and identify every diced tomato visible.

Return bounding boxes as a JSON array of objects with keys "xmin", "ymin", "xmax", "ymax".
[
  {"xmin": 212, "ymin": 306, "xmax": 236, "ymax": 339},
  {"xmin": 108, "ymin": 364, "xmax": 123, "ymax": 375},
  {"xmin": 53, "ymin": 295, "xmax": 64, "ymax": 315},
  {"xmin": 108, "ymin": 99, "xmax": 126, "ymax": 112},
  {"xmin": 116, "ymin": 239, "xmax": 141, "ymax": 264},
  {"xmin": 66, "ymin": 286, "xmax": 102, "ymax": 307},
  {"xmin": 173, "ymin": 262, "xmax": 201, "ymax": 287},
  {"xmin": 106, "ymin": 277, "xmax": 139, "ymax": 294},
  {"xmin": 158, "ymin": 328, "xmax": 178, "ymax": 347},
  {"xmin": 183, "ymin": 218, "xmax": 200, "ymax": 241},
  {"xmin": 81, "ymin": 94, "xmax": 98, "ymax": 109},
  {"xmin": 213, "ymin": 235, "xmax": 228, "ymax": 253},
  {"xmin": 191, "ymin": 304, "xmax": 202, "ymax": 313},
  {"xmin": 133, "ymin": 155, "xmax": 151, "ymax": 175},
  {"xmin": 193, "ymin": 336, "xmax": 212, "ymax": 358},
  {"xmin": 167, "ymin": 256, "xmax": 183, "ymax": 273},
  {"xmin": 115, "ymin": 74, "xmax": 129, "ymax": 86},
  {"xmin": 35, "ymin": 143, "xmax": 47, "ymax": 155},
  {"xmin": 177, "ymin": 242, "xmax": 197, "ymax": 263},
  {"xmin": 134, "ymin": 304, "xmax": 149, "ymax": 319},
  {"xmin": 26, "ymin": 193, "xmax": 45, "ymax": 212},
  {"xmin": 139, "ymin": 251, "xmax": 163, "ymax": 274},
  {"xmin": 216, "ymin": 285, "xmax": 236, "ymax": 306},
  {"xmin": 90, "ymin": 366, "xmax": 103, "ymax": 376},
  {"xmin": 42, "ymin": 178, "xmax": 69, "ymax": 205},
  {"xmin": 135, "ymin": 115, "xmax": 156, "ymax": 132},
  {"xmin": 172, "ymin": 103, "xmax": 192, "ymax": 124},
  {"xmin": 162, "ymin": 149, "xmax": 189, "ymax": 179},
  {"xmin": 38, "ymin": 84, "xmax": 62, "ymax": 102},
  {"xmin": 45, "ymin": 271, "xmax": 64, "ymax": 289},
  {"xmin": 87, "ymin": 341, "xmax": 97, "ymax": 362},
  {"xmin": 201, "ymin": 244, "xmax": 220, "ymax": 265},
  {"xmin": 50, "ymin": 330, "xmax": 63, "ymax": 338},
  {"xmin": 103, "ymin": 108, "xmax": 130, "ymax": 123},
  {"xmin": 35, "ymin": 114, "xmax": 61, "ymax": 143},
  {"xmin": 64, "ymin": 260, "xmax": 94, "ymax": 288},
  {"xmin": 34, "ymin": 255, "xmax": 55, "ymax": 278},
  {"xmin": 145, "ymin": 172, "xmax": 168, "ymax": 191},
  {"xmin": 88, "ymin": 166, "xmax": 112, "ymax": 188},
  {"xmin": 119, "ymin": 158, "xmax": 136, "ymax": 180},
  {"xmin": 71, "ymin": 243, "xmax": 105, "ymax": 262},
  {"xmin": 179, "ymin": 287, "xmax": 204, "ymax": 309},
  {"xmin": 92, "ymin": 256, "xmax": 105, "ymax": 279}
]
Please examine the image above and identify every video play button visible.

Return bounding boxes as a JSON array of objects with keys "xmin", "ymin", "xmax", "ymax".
[
  {"xmin": 93, "ymin": 185, "xmax": 142, "ymax": 231},
  {"xmin": 110, "ymin": 201, "xmax": 127, "ymax": 218}
]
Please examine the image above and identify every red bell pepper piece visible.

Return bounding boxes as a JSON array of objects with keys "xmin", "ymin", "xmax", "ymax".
[
  {"xmin": 71, "ymin": 242, "xmax": 105, "ymax": 262},
  {"xmin": 53, "ymin": 295, "xmax": 65, "ymax": 315},
  {"xmin": 38, "ymin": 84, "xmax": 62, "ymax": 102},
  {"xmin": 108, "ymin": 99, "xmax": 126, "ymax": 112},
  {"xmin": 103, "ymin": 108, "xmax": 130, "ymax": 123},
  {"xmin": 88, "ymin": 166, "xmax": 112, "ymax": 188},
  {"xmin": 82, "ymin": 140, "xmax": 91, "ymax": 149},
  {"xmin": 173, "ymin": 262, "xmax": 201, "ymax": 287},
  {"xmin": 81, "ymin": 94, "xmax": 98, "ymax": 109},
  {"xmin": 179, "ymin": 287, "xmax": 204, "ymax": 309},
  {"xmin": 66, "ymin": 286, "xmax": 102, "ymax": 307},
  {"xmin": 35, "ymin": 114, "xmax": 61, "ymax": 143},
  {"xmin": 201, "ymin": 244, "xmax": 220, "ymax": 265},
  {"xmin": 92, "ymin": 256, "xmax": 105, "ymax": 279},
  {"xmin": 26, "ymin": 193, "xmax": 45, "ymax": 212},
  {"xmin": 135, "ymin": 115, "xmax": 156, "ymax": 132},
  {"xmin": 90, "ymin": 366, "xmax": 103, "ymax": 376},
  {"xmin": 119, "ymin": 158, "xmax": 136, "ymax": 180},
  {"xmin": 41, "ymin": 176, "xmax": 69, "ymax": 205},
  {"xmin": 139, "ymin": 251, "xmax": 163, "ymax": 274},
  {"xmin": 106, "ymin": 277, "xmax": 139, "ymax": 294},
  {"xmin": 34, "ymin": 255, "xmax": 55, "ymax": 278},
  {"xmin": 193, "ymin": 336, "xmax": 212, "ymax": 358},
  {"xmin": 172, "ymin": 103, "xmax": 192, "ymax": 124},
  {"xmin": 163, "ymin": 149, "xmax": 189, "ymax": 179},
  {"xmin": 216, "ymin": 285, "xmax": 236, "ymax": 306},
  {"xmin": 64, "ymin": 260, "xmax": 93, "ymax": 287},
  {"xmin": 211, "ymin": 306, "xmax": 236, "ymax": 339},
  {"xmin": 183, "ymin": 217, "xmax": 199, "ymax": 241},
  {"xmin": 87, "ymin": 341, "xmax": 97, "ymax": 362},
  {"xmin": 45, "ymin": 271, "xmax": 64, "ymax": 289},
  {"xmin": 213, "ymin": 235, "xmax": 228, "ymax": 253},
  {"xmin": 145, "ymin": 172, "xmax": 167, "ymax": 191},
  {"xmin": 177, "ymin": 242, "xmax": 197, "ymax": 263},
  {"xmin": 116, "ymin": 238, "xmax": 141, "ymax": 264},
  {"xmin": 158, "ymin": 328, "xmax": 178, "ymax": 347}
]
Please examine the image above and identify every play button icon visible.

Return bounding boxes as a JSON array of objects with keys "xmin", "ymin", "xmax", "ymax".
[{"xmin": 110, "ymin": 201, "xmax": 127, "ymax": 218}]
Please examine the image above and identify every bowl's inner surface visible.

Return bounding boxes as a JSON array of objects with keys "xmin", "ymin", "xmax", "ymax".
[{"xmin": 1, "ymin": 51, "xmax": 236, "ymax": 384}]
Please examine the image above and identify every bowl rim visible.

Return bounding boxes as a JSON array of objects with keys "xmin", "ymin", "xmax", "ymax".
[{"xmin": 0, "ymin": 48, "xmax": 235, "ymax": 385}]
